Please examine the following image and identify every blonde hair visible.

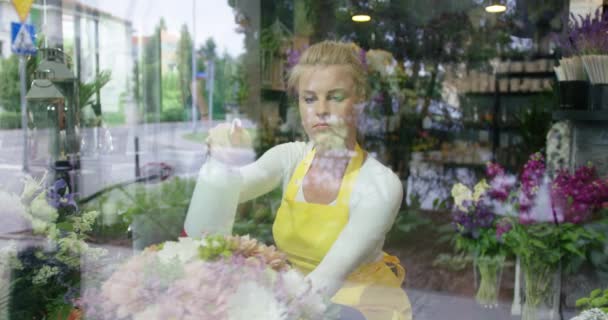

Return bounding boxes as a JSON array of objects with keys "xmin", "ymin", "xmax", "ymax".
[{"xmin": 287, "ymin": 41, "xmax": 369, "ymax": 100}]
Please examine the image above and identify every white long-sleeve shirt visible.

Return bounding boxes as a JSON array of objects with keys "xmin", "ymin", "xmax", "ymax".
[{"xmin": 187, "ymin": 141, "xmax": 404, "ymax": 295}]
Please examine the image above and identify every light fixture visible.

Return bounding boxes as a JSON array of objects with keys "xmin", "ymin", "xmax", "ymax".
[
  {"xmin": 485, "ymin": 0, "xmax": 506, "ymax": 13},
  {"xmin": 352, "ymin": 14, "xmax": 371, "ymax": 22}
]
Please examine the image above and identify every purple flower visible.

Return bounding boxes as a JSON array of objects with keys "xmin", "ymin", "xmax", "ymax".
[
  {"xmin": 555, "ymin": 9, "xmax": 608, "ymax": 56},
  {"xmin": 495, "ymin": 218, "xmax": 512, "ymax": 241},
  {"xmin": 358, "ymin": 48, "xmax": 368, "ymax": 70},
  {"xmin": 452, "ymin": 200, "xmax": 496, "ymax": 239},
  {"xmin": 551, "ymin": 165, "xmax": 608, "ymax": 224},
  {"xmin": 488, "ymin": 174, "xmax": 517, "ymax": 202},
  {"xmin": 519, "ymin": 153, "xmax": 546, "ymax": 212},
  {"xmin": 47, "ymin": 179, "xmax": 78, "ymax": 210},
  {"xmin": 286, "ymin": 47, "xmax": 305, "ymax": 70},
  {"xmin": 371, "ymin": 93, "xmax": 385, "ymax": 104}
]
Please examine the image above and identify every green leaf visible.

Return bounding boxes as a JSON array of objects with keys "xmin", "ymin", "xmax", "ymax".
[
  {"xmin": 530, "ymin": 239, "xmax": 548, "ymax": 249},
  {"xmin": 55, "ymin": 222, "xmax": 74, "ymax": 232},
  {"xmin": 590, "ymin": 289, "xmax": 603, "ymax": 299},
  {"xmin": 564, "ymin": 243, "xmax": 584, "ymax": 257},
  {"xmin": 591, "ymin": 297, "xmax": 608, "ymax": 308},
  {"xmin": 576, "ymin": 297, "xmax": 590, "ymax": 308}
]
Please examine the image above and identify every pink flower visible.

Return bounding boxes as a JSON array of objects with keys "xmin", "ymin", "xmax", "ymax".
[
  {"xmin": 495, "ymin": 218, "xmax": 512, "ymax": 240},
  {"xmin": 486, "ymin": 162, "xmax": 506, "ymax": 179}
]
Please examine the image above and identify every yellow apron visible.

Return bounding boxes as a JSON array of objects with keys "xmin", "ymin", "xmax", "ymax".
[{"xmin": 272, "ymin": 145, "xmax": 412, "ymax": 320}]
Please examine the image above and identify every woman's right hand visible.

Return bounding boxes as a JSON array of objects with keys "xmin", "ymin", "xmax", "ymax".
[{"xmin": 206, "ymin": 119, "xmax": 254, "ymax": 165}]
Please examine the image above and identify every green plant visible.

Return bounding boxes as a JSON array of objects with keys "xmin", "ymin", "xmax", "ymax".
[
  {"xmin": 504, "ymin": 221, "xmax": 604, "ymax": 275},
  {"xmin": 504, "ymin": 221, "xmax": 606, "ymax": 319},
  {"xmin": 0, "ymin": 56, "xmax": 20, "ymax": 113},
  {"xmin": 160, "ymin": 107, "xmax": 185, "ymax": 122},
  {"xmin": 81, "ymin": 177, "xmax": 196, "ymax": 245},
  {"xmin": 0, "ymin": 111, "xmax": 21, "ymax": 129},
  {"xmin": 102, "ymin": 111, "xmax": 126, "ymax": 127},
  {"xmin": 513, "ymin": 93, "xmax": 554, "ymax": 166},
  {"xmin": 576, "ymin": 289, "xmax": 608, "ymax": 313},
  {"xmin": 80, "ymin": 71, "xmax": 112, "ymax": 127}
]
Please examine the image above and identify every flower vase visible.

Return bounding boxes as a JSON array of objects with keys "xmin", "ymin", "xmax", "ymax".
[
  {"xmin": 521, "ymin": 262, "xmax": 561, "ymax": 320},
  {"xmin": 474, "ymin": 255, "xmax": 505, "ymax": 308}
]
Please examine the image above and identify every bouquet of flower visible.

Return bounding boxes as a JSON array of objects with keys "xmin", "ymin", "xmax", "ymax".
[
  {"xmin": 449, "ymin": 162, "xmax": 516, "ymax": 307},
  {"xmin": 555, "ymin": 10, "xmax": 608, "ymax": 87},
  {"xmin": 450, "ymin": 162, "xmax": 517, "ymax": 257},
  {"xmin": 78, "ymin": 234, "xmax": 338, "ymax": 320},
  {"xmin": 501, "ymin": 153, "xmax": 608, "ymax": 320},
  {"xmin": 0, "ymin": 173, "xmax": 106, "ymax": 319}
]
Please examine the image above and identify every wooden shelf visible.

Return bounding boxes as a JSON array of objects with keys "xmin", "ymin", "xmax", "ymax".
[
  {"xmin": 496, "ymin": 71, "xmax": 555, "ymax": 79},
  {"xmin": 552, "ymin": 110, "xmax": 608, "ymax": 121},
  {"xmin": 463, "ymin": 91, "xmax": 552, "ymax": 97},
  {"xmin": 422, "ymin": 159, "xmax": 487, "ymax": 169}
]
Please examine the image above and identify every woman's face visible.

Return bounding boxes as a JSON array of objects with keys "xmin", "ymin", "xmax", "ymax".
[{"xmin": 297, "ymin": 65, "xmax": 361, "ymax": 150}]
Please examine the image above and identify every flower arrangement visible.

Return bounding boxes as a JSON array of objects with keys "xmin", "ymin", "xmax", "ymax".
[
  {"xmin": 500, "ymin": 153, "xmax": 608, "ymax": 320},
  {"xmin": 450, "ymin": 162, "xmax": 517, "ymax": 257},
  {"xmin": 78, "ymin": 234, "xmax": 338, "ymax": 320},
  {"xmin": 449, "ymin": 162, "xmax": 516, "ymax": 307},
  {"xmin": 0, "ymin": 173, "xmax": 106, "ymax": 319}
]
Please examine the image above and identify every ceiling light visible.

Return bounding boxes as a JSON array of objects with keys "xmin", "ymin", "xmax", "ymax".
[{"xmin": 352, "ymin": 14, "xmax": 371, "ymax": 22}]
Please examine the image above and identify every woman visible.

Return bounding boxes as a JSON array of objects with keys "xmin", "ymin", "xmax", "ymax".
[{"xmin": 185, "ymin": 41, "xmax": 412, "ymax": 320}]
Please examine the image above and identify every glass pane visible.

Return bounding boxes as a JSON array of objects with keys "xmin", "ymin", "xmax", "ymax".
[{"xmin": 1, "ymin": 1, "xmax": 607, "ymax": 319}]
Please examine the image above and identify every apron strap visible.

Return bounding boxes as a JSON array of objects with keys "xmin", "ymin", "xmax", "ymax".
[
  {"xmin": 335, "ymin": 144, "xmax": 365, "ymax": 207},
  {"xmin": 284, "ymin": 147, "xmax": 316, "ymax": 201}
]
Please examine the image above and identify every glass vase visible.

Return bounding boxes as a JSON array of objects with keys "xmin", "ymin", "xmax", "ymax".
[
  {"xmin": 521, "ymin": 262, "xmax": 561, "ymax": 320},
  {"xmin": 474, "ymin": 255, "xmax": 506, "ymax": 308}
]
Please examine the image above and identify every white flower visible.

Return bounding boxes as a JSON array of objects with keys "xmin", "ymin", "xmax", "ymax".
[
  {"xmin": 473, "ymin": 179, "xmax": 489, "ymax": 202},
  {"xmin": 157, "ymin": 237, "xmax": 204, "ymax": 264},
  {"xmin": 21, "ymin": 172, "xmax": 46, "ymax": 202},
  {"xmin": 451, "ymin": 183, "xmax": 473, "ymax": 211},
  {"xmin": 570, "ymin": 308, "xmax": 608, "ymax": 320},
  {"xmin": 29, "ymin": 193, "xmax": 58, "ymax": 223},
  {"xmin": 227, "ymin": 281, "xmax": 287, "ymax": 320},
  {"xmin": 133, "ymin": 305, "xmax": 163, "ymax": 320},
  {"xmin": 32, "ymin": 265, "xmax": 60, "ymax": 285},
  {"xmin": 490, "ymin": 199, "xmax": 516, "ymax": 217},
  {"xmin": 281, "ymin": 269, "xmax": 310, "ymax": 297},
  {"xmin": 281, "ymin": 270, "xmax": 327, "ymax": 317},
  {"xmin": 0, "ymin": 241, "xmax": 22, "ymax": 270},
  {"xmin": 31, "ymin": 218, "xmax": 49, "ymax": 234},
  {"xmin": 74, "ymin": 211, "xmax": 99, "ymax": 234},
  {"xmin": 211, "ymin": 240, "xmax": 221, "ymax": 248}
]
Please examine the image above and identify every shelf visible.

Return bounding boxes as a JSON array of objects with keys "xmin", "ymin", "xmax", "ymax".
[
  {"xmin": 496, "ymin": 71, "xmax": 556, "ymax": 79},
  {"xmin": 422, "ymin": 159, "xmax": 487, "ymax": 169},
  {"xmin": 463, "ymin": 90, "xmax": 552, "ymax": 97},
  {"xmin": 552, "ymin": 110, "xmax": 608, "ymax": 121}
]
